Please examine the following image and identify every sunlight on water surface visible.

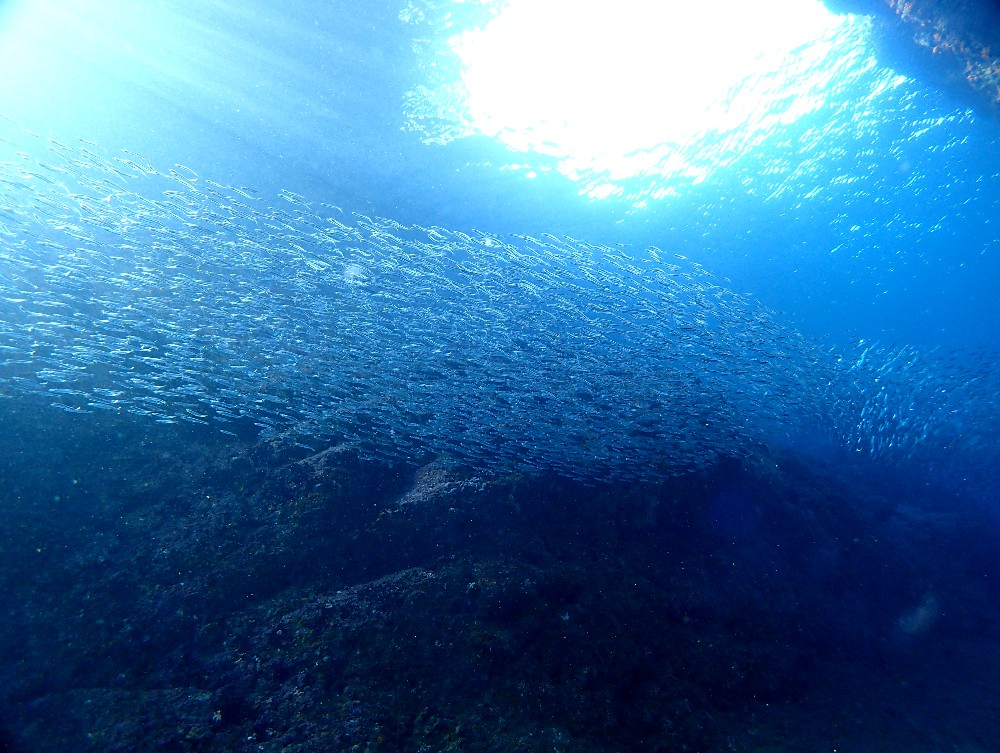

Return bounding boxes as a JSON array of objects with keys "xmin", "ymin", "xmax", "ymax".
[{"xmin": 406, "ymin": 0, "xmax": 882, "ymax": 202}]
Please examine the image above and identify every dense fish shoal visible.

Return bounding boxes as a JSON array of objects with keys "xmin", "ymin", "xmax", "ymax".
[{"xmin": 0, "ymin": 127, "xmax": 995, "ymax": 485}]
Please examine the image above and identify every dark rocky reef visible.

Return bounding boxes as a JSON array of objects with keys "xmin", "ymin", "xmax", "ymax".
[
  {"xmin": 825, "ymin": 0, "xmax": 1000, "ymax": 116},
  {"xmin": 1, "ymin": 402, "xmax": 999, "ymax": 752}
]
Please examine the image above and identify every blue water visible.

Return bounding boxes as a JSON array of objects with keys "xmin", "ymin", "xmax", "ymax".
[
  {"xmin": 0, "ymin": 0, "xmax": 998, "ymax": 494},
  {"xmin": 4, "ymin": 3, "xmax": 1000, "ymax": 751}
]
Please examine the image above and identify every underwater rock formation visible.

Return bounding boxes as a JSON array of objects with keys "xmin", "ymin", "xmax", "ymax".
[
  {"xmin": 2, "ymin": 405, "xmax": 999, "ymax": 752},
  {"xmin": 824, "ymin": 0, "xmax": 1000, "ymax": 115}
]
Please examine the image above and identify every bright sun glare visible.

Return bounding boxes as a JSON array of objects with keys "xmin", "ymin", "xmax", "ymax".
[{"xmin": 450, "ymin": 0, "xmax": 852, "ymax": 196}]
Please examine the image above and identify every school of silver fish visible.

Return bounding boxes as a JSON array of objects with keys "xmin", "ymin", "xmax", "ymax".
[{"xmin": 0, "ymin": 126, "xmax": 996, "ymax": 484}]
